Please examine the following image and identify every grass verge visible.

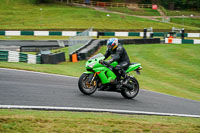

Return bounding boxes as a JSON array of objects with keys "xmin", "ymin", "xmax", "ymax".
[
  {"xmin": 0, "ymin": 109, "xmax": 200, "ymax": 133},
  {"xmin": 159, "ymin": 6, "xmax": 200, "ymax": 16},
  {"xmin": 170, "ymin": 18, "xmax": 200, "ymax": 28},
  {"xmin": 0, "ymin": 1, "xmax": 199, "ymax": 30},
  {"xmin": 0, "ymin": 44, "xmax": 200, "ymax": 101},
  {"xmin": 166, "ymin": 10, "xmax": 200, "ymax": 16}
]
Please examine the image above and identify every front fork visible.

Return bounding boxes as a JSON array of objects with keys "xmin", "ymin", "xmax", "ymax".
[{"xmin": 88, "ymin": 73, "xmax": 97, "ymax": 84}]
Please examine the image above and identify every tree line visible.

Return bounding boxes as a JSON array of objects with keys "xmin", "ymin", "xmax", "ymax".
[{"xmin": 158, "ymin": 0, "xmax": 200, "ymax": 10}]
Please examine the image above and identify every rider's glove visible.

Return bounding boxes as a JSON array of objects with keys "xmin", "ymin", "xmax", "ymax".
[
  {"xmin": 104, "ymin": 61, "xmax": 109, "ymax": 65},
  {"xmin": 100, "ymin": 60, "xmax": 109, "ymax": 65},
  {"xmin": 106, "ymin": 59, "xmax": 113, "ymax": 65},
  {"xmin": 99, "ymin": 60, "xmax": 104, "ymax": 64}
]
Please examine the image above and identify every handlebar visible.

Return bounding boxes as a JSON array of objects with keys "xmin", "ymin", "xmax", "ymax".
[{"xmin": 99, "ymin": 60, "xmax": 109, "ymax": 66}]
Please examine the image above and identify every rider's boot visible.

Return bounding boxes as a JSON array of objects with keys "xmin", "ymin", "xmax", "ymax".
[{"xmin": 119, "ymin": 68, "xmax": 128, "ymax": 85}]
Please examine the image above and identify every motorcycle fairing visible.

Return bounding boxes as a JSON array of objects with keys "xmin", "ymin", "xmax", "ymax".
[
  {"xmin": 93, "ymin": 67, "xmax": 117, "ymax": 84},
  {"xmin": 126, "ymin": 63, "xmax": 141, "ymax": 73}
]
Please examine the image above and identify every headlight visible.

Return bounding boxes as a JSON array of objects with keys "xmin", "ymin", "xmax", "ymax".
[{"xmin": 88, "ymin": 62, "xmax": 96, "ymax": 68}]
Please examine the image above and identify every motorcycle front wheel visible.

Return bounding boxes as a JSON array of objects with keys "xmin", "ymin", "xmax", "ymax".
[
  {"xmin": 78, "ymin": 73, "xmax": 98, "ymax": 95},
  {"xmin": 121, "ymin": 77, "xmax": 139, "ymax": 99}
]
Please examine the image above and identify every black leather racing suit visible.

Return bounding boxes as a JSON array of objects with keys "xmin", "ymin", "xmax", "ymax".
[{"xmin": 104, "ymin": 44, "xmax": 131, "ymax": 77}]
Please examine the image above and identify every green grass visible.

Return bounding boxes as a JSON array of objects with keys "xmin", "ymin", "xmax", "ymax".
[
  {"xmin": 126, "ymin": 44, "xmax": 200, "ymax": 101},
  {"xmin": 171, "ymin": 18, "xmax": 200, "ymax": 28},
  {"xmin": 0, "ymin": 0, "xmax": 199, "ymax": 30},
  {"xmin": 166, "ymin": 10, "xmax": 200, "ymax": 16},
  {"xmin": 106, "ymin": 7, "xmax": 161, "ymax": 16},
  {"xmin": 0, "ymin": 109, "xmax": 200, "ymax": 133},
  {"xmin": 1, "ymin": 44, "xmax": 200, "ymax": 101},
  {"xmin": 51, "ymin": 47, "xmax": 69, "ymax": 60},
  {"xmin": 159, "ymin": 6, "xmax": 200, "ymax": 16}
]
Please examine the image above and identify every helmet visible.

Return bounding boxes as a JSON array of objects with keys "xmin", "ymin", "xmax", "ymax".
[{"xmin": 107, "ymin": 38, "xmax": 118, "ymax": 51}]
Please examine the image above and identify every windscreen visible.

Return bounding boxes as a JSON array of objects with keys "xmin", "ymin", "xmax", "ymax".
[{"xmin": 89, "ymin": 53, "xmax": 104, "ymax": 60}]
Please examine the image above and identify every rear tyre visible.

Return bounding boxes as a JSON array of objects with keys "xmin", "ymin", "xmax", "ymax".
[
  {"xmin": 121, "ymin": 77, "xmax": 139, "ymax": 99},
  {"xmin": 78, "ymin": 73, "xmax": 97, "ymax": 95}
]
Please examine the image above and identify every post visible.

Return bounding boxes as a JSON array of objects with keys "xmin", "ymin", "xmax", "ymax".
[
  {"xmin": 97, "ymin": 31, "xmax": 99, "ymax": 38},
  {"xmin": 40, "ymin": 8, "xmax": 43, "ymax": 28},
  {"xmin": 143, "ymin": 28, "xmax": 147, "ymax": 39},
  {"xmin": 181, "ymin": 28, "xmax": 185, "ymax": 40},
  {"xmin": 150, "ymin": 33, "xmax": 154, "ymax": 38}
]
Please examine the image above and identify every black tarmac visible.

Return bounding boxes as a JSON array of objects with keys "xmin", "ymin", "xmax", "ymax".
[{"xmin": 0, "ymin": 68, "xmax": 199, "ymax": 116}]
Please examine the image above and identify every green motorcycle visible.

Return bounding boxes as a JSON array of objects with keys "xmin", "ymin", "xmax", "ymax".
[{"xmin": 78, "ymin": 53, "xmax": 142, "ymax": 99}]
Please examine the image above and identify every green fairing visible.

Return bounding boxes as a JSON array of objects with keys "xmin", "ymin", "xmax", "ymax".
[
  {"xmin": 110, "ymin": 61, "xmax": 118, "ymax": 67},
  {"xmin": 84, "ymin": 53, "xmax": 141, "ymax": 84},
  {"xmin": 126, "ymin": 63, "xmax": 141, "ymax": 73},
  {"xmin": 84, "ymin": 71, "xmax": 94, "ymax": 74},
  {"xmin": 84, "ymin": 54, "xmax": 116, "ymax": 84},
  {"xmin": 94, "ymin": 67, "xmax": 116, "ymax": 84}
]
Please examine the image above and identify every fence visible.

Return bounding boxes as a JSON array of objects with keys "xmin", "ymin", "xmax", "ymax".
[
  {"xmin": 68, "ymin": 28, "xmax": 93, "ymax": 56},
  {"xmin": 56, "ymin": 0, "xmax": 152, "ymax": 8},
  {"xmin": 1, "ymin": 31, "xmax": 200, "ymax": 38}
]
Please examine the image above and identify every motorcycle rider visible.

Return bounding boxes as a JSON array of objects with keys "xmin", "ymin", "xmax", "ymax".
[{"xmin": 103, "ymin": 38, "xmax": 131, "ymax": 81}]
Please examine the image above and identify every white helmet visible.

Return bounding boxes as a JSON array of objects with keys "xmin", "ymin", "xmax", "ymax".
[{"xmin": 107, "ymin": 38, "xmax": 118, "ymax": 51}]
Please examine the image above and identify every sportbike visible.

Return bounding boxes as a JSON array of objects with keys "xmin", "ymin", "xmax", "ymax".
[{"xmin": 78, "ymin": 53, "xmax": 142, "ymax": 99}]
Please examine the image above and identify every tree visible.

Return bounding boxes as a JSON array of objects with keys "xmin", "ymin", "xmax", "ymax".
[
  {"xmin": 159, "ymin": 0, "xmax": 199, "ymax": 10},
  {"xmin": 35, "ymin": 0, "xmax": 55, "ymax": 3}
]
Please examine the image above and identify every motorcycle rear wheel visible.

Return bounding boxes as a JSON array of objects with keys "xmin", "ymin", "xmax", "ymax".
[
  {"xmin": 78, "ymin": 73, "xmax": 97, "ymax": 95},
  {"xmin": 121, "ymin": 77, "xmax": 139, "ymax": 99}
]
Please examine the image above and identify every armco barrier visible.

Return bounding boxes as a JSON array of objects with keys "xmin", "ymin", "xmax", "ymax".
[
  {"xmin": 0, "ymin": 40, "xmax": 67, "ymax": 52},
  {"xmin": 119, "ymin": 38, "xmax": 160, "ymax": 44},
  {"xmin": 20, "ymin": 45, "xmax": 61, "ymax": 52},
  {"xmin": 77, "ymin": 40, "xmax": 102, "ymax": 60},
  {"xmin": 69, "ymin": 39, "xmax": 95, "ymax": 61},
  {"xmin": 74, "ymin": 38, "xmax": 160, "ymax": 61},
  {"xmin": 0, "ymin": 50, "xmax": 41, "ymax": 64},
  {"xmin": 0, "ymin": 31, "xmax": 200, "ymax": 38},
  {"xmin": 165, "ymin": 38, "xmax": 200, "ymax": 44}
]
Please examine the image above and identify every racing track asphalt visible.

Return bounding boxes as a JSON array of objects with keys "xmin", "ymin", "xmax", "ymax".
[{"xmin": 0, "ymin": 68, "xmax": 200, "ymax": 117}]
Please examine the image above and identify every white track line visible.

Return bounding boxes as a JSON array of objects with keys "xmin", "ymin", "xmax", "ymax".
[{"xmin": 0, "ymin": 105, "xmax": 200, "ymax": 118}]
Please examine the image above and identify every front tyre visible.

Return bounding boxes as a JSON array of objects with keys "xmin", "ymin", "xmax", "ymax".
[
  {"xmin": 78, "ymin": 73, "xmax": 97, "ymax": 95},
  {"xmin": 121, "ymin": 77, "xmax": 139, "ymax": 99}
]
